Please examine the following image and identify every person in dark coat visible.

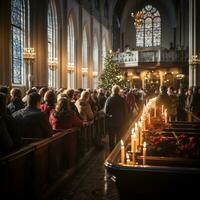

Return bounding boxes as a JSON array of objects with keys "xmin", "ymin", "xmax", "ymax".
[
  {"xmin": 13, "ymin": 92, "xmax": 52, "ymax": 138},
  {"xmin": 98, "ymin": 88, "xmax": 106, "ymax": 110},
  {"xmin": 156, "ymin": 85, "xmax": 171, "ymax": 113},
  {"xmin": 7, "ymin": 88, "xmax": 24, "ymax": 114},
  {"xmin": 190, "ymin": 87, "xmax": 200, "ymax": 117},
  {"xmin": 0, "ymin": 93, "xmax": 21, "ymax": 154},
  {"xmin": 177, "ymin": 88, "xmax": 187, "ymax": 121},
  {"xmin": 104, "ymin": 85, "xmax": 128, "ymax": 151}
]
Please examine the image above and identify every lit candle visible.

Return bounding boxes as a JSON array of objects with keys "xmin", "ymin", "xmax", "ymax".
[
  {"xmin": 131, "ymin": 128, "xmax": 135, "ymax": 152},
  {"xmin": 161, "ymin": 105, "xmax": 164, "ymax": 115},
  {"xmin": 164, "ymin": 109, "xmax": 168, "ymax": 123},
  {"xmin": 154, "ymin": 103, "xmax": 157, "ymax": 117},
  {"xmin": 126, "ymin": 153, "xmax": 130, "ymax": 165},
  {"xmin": 138, "ymin": 121, "xmax": 142, "ymax": 146},
  {"xmin": 148, "ymin": 113, "xmax": 151, "ymax": 124},
  {"xmin": 121, "ymin": 140, "xmax": 125, "ymax": 164},
  {"xmin": 143, "ymin": 142, "xmax": 147, "ymax": 165}
]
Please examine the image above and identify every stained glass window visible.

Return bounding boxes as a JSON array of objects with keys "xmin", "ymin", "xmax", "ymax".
[
  {"xmin": 11, "ymin": 0, "xmax": 26, "ymax": 85},
  {"xmin": 67, "ymin": 16, "xmax": 75, "ymax": 89},
  {"xmin": 136, "ymin": 5, "xmax": 161, "ymax": 47},
  {"xmin": 93, "ymin": 36, "xmax": 99, "ymax": 89},
  {"xmin": 82, "ymin": 27, "xmax": 88, "ymax": 89},
  {"xmin": 48, "ymin": 1, "xmax": 58, "ymax": 88}
]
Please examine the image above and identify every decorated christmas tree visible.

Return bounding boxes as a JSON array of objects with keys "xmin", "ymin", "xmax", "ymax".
[{"xmin": 98, "ymin": 51, "xmax": 126, "ymax": 90}]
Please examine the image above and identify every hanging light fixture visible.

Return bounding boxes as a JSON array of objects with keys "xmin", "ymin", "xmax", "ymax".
[{"xmin": 131, "ymin": 10, "xmax": 144, "ymax": 28}]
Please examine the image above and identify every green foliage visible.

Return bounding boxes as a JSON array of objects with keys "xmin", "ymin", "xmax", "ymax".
[{"xmin": 98, "ymin": 52, "xmax": 126, "ymax": 90}]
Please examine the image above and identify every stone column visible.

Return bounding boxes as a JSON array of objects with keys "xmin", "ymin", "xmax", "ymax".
[{"xmin": 189, "ymin": 0, "xmax": 197, "ymax": 87}]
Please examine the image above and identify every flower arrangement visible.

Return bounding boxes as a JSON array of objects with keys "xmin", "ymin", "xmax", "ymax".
[{"xmin": 146, "ymin": 134, "xmax": 200, "ymax": 159}]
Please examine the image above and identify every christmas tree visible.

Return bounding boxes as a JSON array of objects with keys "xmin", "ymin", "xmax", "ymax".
[{"xmin": 98, "ymin": 51, "xmax": 126, "ymax": 90}]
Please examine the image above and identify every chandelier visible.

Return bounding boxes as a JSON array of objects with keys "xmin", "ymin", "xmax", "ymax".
[
  {"xmin": 131, "ymin": 10, "xmax": 144, "ymax": 28},
  {"xmin": 190, "ymin": 54, "xmax": 200, "ymax": 65}
]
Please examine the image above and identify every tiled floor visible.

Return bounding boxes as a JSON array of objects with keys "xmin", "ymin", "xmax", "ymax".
[{"xmin": 54, "ymin": 140, "xmax": 120, "ymax": 200}]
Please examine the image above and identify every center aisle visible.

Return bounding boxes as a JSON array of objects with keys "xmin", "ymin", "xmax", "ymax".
[{"xmin": 53, "ymin": 138, "xmax": 120, "ymax": 200}]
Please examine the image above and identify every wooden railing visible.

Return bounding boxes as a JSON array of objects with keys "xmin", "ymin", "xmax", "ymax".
[
  {"xmin": 113, "ymin": 49, "xmax": 188, "ymax": 68},
  {"xmin": 0, "ymin": 115, "xmax": 105, "ymax": 200}
]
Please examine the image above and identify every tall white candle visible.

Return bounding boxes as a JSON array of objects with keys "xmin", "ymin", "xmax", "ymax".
[
  {"xmin": 148, "ymin": 113, "xmax": 151, "ymax": 125},
  {"xmin": 131, "ymin": 128, "xmax": 135, "ymax": 152},
  {"xmin": 164, "ymin": 109, "xmax": 168, "ymax": 123},
  {"xmin": 154, "ymin": 103, "xmax": 157, "ymax": 117},
  {"xmin": 126, "ymin": 153, "xmax": 130, "ymax": 165},
  {"xmin": 161, "ymin": 105, "xmax": 164, "ymax": 115},
  {"xmin": 138, "ymin": 121, "xmax": 142, "ymax": 146},
  {"xmin": 143, "ymin": 142, "xmax": 147, "ymax": 165},
  {"xmin": 121, "ymin": 140, "xmax": 125, "ymax": 164}
]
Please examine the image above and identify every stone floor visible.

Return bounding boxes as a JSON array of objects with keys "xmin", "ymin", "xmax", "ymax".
[{"xmin": 53, "ymin": 138, "xmax": 120, "ymax": 200}]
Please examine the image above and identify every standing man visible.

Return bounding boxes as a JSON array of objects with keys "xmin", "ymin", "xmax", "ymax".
[{"xmin": 104, "ymin": 85, "xmax": 128, "ymax": 151}]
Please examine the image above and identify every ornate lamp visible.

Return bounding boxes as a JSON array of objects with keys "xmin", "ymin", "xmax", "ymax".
[
  {"xmin": 48, "ymin": 57, "xmax": 58, "ymax": 70},
  {"xmin": 131, "ymin": 10, "xmax": 144, "ymax": 28},
  {"xmin": 190, "ymin": 54, "xmax": 200, "ymax": 65},
  {"xmin": 23, "ymin": 47, "xmax": 36, "ymax": 89}
]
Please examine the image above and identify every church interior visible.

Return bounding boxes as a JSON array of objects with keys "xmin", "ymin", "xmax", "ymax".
[{"xmin": 0, "ymin": 0, "xmax": 200, "ymax": 199}]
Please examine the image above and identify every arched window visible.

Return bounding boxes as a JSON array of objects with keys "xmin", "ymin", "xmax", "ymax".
[
  {"xmin": 11, "ymin": 0, "xmax": 27, "ymax": 85},
  {"xmin": 136, "ymin": 5, "xmax": 161, "ymax": 47},
  {"xmin": 102, "ymin": 38, "xmax": 107, "ymax": 69},
  {"xmin": 48, "ymin": 1, "xmax": 58, "ymax": 88},
  {"xmin": 82, "ymin": 27, "xmax": 88, "ymax": 89},
  {"xmin": 93, "ymin": 36, "xmax": 99, "ymax": 89},
  {"xmin": 67, "ymin": 16, "xmax": 75, "ymax": 89}
]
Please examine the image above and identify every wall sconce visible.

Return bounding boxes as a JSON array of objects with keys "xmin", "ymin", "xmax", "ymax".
[
  {"xmin": 190, "ymin": 54, "xmax": 200, "ymax": 65},
  {"xmin": 92, "ymin": 71, "xmax": 98, "ymax": 76},
  {"xmin": 23, "ymin": 48, "xmax": 36, "ymax": 61},
  {"xmin": 23, "ymin": 47, "xmax": 36, "ymax": 89},
  {"xmin": 82, "ymin": 68, "xmax": 88, "ymax": 74},
  {"xmin": 48, "ymin": 57, "xmax": 58, "ymax": 70}
]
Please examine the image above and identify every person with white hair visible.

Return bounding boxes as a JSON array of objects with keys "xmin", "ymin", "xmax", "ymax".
[
  {"xmin": 75, "ymin": 91, "xmax": 94, "ymax": 121},
  {"xmin": 104, "ymin": 85, "xmax": 128, "ymax": 151}
]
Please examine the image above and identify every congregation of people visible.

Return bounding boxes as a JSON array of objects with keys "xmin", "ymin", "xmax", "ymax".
[
  {"xmin": 156, "ymin": 85, "xmax": 200, "ymax": 121},
  {"xmin": 1, "ymin": 84, "xmax": 200, "ymax": 155},
  {"xmin": 0, "ymin": 85, "xmax": 146, "ymax": 154}
]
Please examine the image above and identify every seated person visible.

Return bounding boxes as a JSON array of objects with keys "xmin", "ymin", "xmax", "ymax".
[
  {"xmin": 75, "ymin": 91, "xmax": 94, "ymax": 121},
  {"xmin": 63, "ymin": 89, "xmax": 82, "ymax": 119},
  {"xmin": 49, "ymin": 97, "xmax": 83, "ymax": 130},
  {"xmin": 0, "ymin": 93, "xmax": 21, "ymax": 154},
  {"xmin": 13, "ymin": 92, "xmax": 52, "ymax": 138},
  {"xmin": 7, "ymin": 88, "xmax": 25, "ymax": 114},
  {"xmin": 40, "ymin": 90, "xmax": 56, "ymax": 118}
]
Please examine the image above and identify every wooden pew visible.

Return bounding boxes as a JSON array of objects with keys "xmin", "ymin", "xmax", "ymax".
[
  {"xmin": 0, "ymin": 115, "xmax": 106, "ymax": 199},
  {"xmin": 0, "ymin": 145, "xmax": 35, "ymax": 199}
]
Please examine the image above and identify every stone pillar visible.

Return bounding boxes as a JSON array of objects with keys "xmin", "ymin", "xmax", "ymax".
[{"xmin": 189, "ymin": 0, "xmax": 197, "ymax": 87}]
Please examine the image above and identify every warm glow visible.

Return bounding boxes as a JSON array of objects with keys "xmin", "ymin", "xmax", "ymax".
[
  {"xmin": 121, "ymin": 140, "xmax": 124, "ymax": 146},
  {"xmin": 131, "ymin": 128, "xmax": 135, "ymax": 135},
  {"xmin": 143, "ymin": 142, "xmax": 146, "ymax": 148},
  {"xmin": 126, "ymin": 153, "xmax": 130, "ymax": 160},
  {"xmin": 23, "ymin": 47, "xmax": 36, "ymax": 60}
]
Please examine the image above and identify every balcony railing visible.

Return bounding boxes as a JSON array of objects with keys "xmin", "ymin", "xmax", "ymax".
[{"xmin": 113, "ymin": 49, "xmax": 188, "ymax": 68}]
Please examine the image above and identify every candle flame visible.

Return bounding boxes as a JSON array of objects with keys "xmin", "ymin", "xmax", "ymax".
[
  {"xmin": 135, "ymin": 123, "xmax": 138, "ymax": 129},
  {"xmin": 143, "ymin": 142, "xmax": 146, "ymax": 148},
  {"xmin": 131, "ymin": 128, "xmax": 135, "ymax": 135},
  {"xmin": 126, "ymin": 153, "xmax": 129, "ymax": 159},
  {"xmin": 121, "ymin": 140, "xmax": 124, "ymax": 146}
]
